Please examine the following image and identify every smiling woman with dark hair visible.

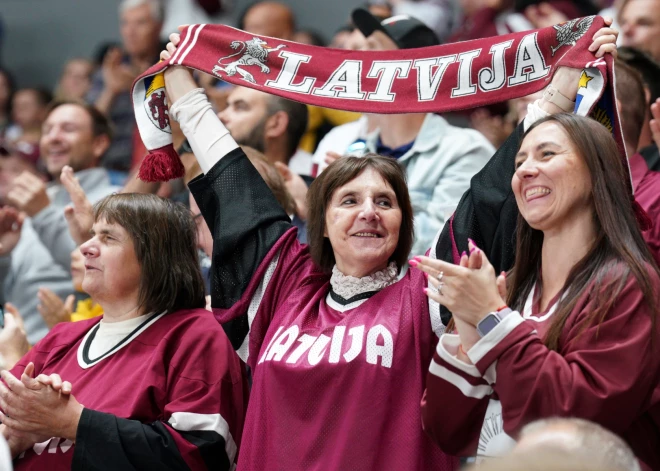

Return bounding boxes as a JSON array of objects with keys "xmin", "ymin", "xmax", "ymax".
[
  {"xmin": 158, "ymin": 35, "xmax": 459, "ymax": 469},
  {"xmin": 417, "ymin": 114, "xmax": 660, "ymax": 469},
  {"xmin": 0, "ymin": 193, "xmax": 247, "ymax": 471}
]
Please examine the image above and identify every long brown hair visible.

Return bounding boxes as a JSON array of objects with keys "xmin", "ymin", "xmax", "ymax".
[
  {"xmin": 306, "ymin": 154, "xmax": 414, "ymax": 273},
  {"xmin": 507, "ymin": 113, "xmax": 659, "ymax": 351}
]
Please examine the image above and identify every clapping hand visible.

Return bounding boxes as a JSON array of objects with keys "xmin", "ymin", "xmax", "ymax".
[
  {"xmin": 0, "ymin": 207, "xmax": 24, "ymax": 256},
  {"xmin": 61, "ymin": 166, "xmax": 94, "ymax": 245}
]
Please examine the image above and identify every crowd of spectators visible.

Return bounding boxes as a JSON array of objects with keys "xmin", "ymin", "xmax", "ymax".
[{"xmin": 1, "ymin": 0, "xmax": 660, "ymax": 469}]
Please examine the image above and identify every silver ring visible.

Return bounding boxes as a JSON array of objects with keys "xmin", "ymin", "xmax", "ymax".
[{"xmin": 437, "ymin": 271, "xmax": 444, "ymax": 282}]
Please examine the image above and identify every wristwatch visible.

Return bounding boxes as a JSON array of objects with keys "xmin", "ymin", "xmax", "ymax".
[
  {"xmin": 476, "ymin": 307, "xmax": 513, "ymax": 338},
  {"xmin": 542, "ymin": 85, "xmax": 576, "ymax": 113}
]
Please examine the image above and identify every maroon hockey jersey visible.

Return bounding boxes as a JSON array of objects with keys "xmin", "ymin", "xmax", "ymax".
[
  {"xmin": 7, "ymin": 309, "xmax": 247, "ymax": 471},
  {"xmin": 421, "ymin": 270, "xmax": 660, "ymax": 470},
  {"xmin": 189, "ymin": 148, "xmax": 458, "ymax": 470}
]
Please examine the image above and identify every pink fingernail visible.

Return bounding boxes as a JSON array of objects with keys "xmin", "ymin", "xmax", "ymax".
[
  {"xmin": 424, "ymin": 272, "xmax": 428, "ymax": 280},
  {"xmin": 409, "ymin": 259, "xmax": 419, "ymax": 267},
  {"xmin": 461, "ymin": 251, "xmax": 467, "ymax": 258},
  {"xmin": 423, "ymin": 288, "xmax": 429, "ymax": 294},
  {"xmin": 469, "ymin": 247, "xmax": 476, "ymax": 254},
  {"xmin": 468, "ymin": 238, "xmax": 475, "ymax": 246}
]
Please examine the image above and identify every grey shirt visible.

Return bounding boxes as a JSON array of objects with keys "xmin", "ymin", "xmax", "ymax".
[
  {"xmin": 31, "ymin": 167, "xmax": 120, "ymax": 271},
  {"xmin": 0, "ymin": 220, "xmax": 73, "ymax": 343}
]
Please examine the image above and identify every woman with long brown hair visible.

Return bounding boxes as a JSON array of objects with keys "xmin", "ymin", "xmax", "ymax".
[{"xmin": 415, "ymin": 113, "xmax": 660, "ymax": 469}]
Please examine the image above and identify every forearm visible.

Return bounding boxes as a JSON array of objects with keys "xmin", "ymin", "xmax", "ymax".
[
  {"xmin": 94, "ymin": 88, "xmax": 117, "ymax": 115},
  {"xmin": 73, "ymin": 409, "xmax": 192, "ymax": 471},
  {"xmin": 169, "ymin": 87, "xmax": 238, "ymax": 173},
  {"xmin": 31, "ymin": 206, "xmax": 77, "ymax": 270}
]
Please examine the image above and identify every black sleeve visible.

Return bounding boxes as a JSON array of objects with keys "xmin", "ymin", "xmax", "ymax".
[
  {"xmin": 72, "ymin": 409, "xmax": 230, "ymax": 471},
  {"xmin": 434, "ymin": 123, "xmax": 524, "ymax": 325},
  {"xmin": 188, "ymin": 148, "xmax": 292, "ymax": 347}
]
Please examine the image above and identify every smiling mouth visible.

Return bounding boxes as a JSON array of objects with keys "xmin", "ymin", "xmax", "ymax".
[
  {"xmin": 353, "ymin": 232, "xmax": 382, "ymax": 238},
  {"xmin": 525, "ymin": 187, "xmax": 551, "ymax": 200}
]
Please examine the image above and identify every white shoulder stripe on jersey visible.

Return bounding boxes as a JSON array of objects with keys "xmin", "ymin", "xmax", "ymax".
[
  {"xmin": 467, "ymin": 312, "xmax": 526, "ymax": 365},
  {"xmin": 428, "ymin": 223, "xmax": 447, "ymax": 337},
  {"xmin": 436, "ymin": 334, "xmax": 482, "ymax": 378},
  {"xmin": 429, "ymin": 361, "xmax": 493, "ymax": 399},
  {"xmin": 237, "ymin": 250, "xmax": 281, "ymax": 363},
  {"xmin": 168, "ymin": 411, "xmax": 237, "ymax": 464}
]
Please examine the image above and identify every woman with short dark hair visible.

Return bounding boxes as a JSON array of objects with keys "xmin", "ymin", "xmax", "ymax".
[
  {"xmin": 159, "ymin": 48, "xmax": 458, "ymax": 469},
  {"xmin": 0, "ymin": 193, "xmax": 247, "ymax": 470},
  {"xmin": 417, "ymin": 114, "xmax": 660, "ymax": 469}
]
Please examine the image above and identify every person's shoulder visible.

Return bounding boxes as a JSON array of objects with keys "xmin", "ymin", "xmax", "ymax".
[
  {"xmin": 155, "ymin": 308, "xmax": 227, "ymax": 339},
  {"xmin": 33, "ymin": 317, "xmax": 101, "ymax": 352}
]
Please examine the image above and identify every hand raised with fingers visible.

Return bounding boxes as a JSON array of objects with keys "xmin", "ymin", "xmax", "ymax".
[{"xmin": 61, "ymin": 165, "xmax": 94, "ymax": 245}]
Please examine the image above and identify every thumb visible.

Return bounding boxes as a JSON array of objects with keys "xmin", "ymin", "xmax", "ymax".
[
  {"xmin": 64, "ymin": 204, "xmax": 75, "ymax": 221},
  {"xmin": 4, "ymin": 302, "xmax": 24, "ymax": 326},
  {"xmin": 497, "ymin": 271, "xmax": 507, "ymax": 300},
  {"xmin": 64, "ymin": 295, "xmax": 76, "ymax": 313},
  {"xmin": 21, "ymin": 363, "xmax": 41, "ymax": 390}
]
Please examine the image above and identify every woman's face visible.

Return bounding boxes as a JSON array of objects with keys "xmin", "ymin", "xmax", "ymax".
[
  {"xmin": 324, "ymin": 167, "xmax": 402, "ymax": 277},
  {"xmin": 513, "ymin": 122, "xmax": 593, "ymax": 233},
  {"xmin": 79, "ymin": 219, "xmax": 142, "ymax": 305}
]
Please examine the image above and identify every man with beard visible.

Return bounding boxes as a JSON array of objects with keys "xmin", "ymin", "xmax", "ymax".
[{"xmin": 218, "ymin": 86, "xmax": 311, "ymax": 176}]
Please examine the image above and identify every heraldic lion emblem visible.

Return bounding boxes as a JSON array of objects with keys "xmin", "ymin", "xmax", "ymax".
[
  {"xmin": 212, "ymin": 37, "xmax": 286, "ymax": 84},
  {"xmin": 551, "ymin": 16, "xmax": 595, "ymax": 56}
]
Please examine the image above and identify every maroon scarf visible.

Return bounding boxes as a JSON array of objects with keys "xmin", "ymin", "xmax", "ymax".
[{"xmin": 132, "ymin": 16, "xmax": 621, "ymax": 182}]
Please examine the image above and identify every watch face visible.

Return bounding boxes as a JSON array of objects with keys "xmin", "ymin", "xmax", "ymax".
[{"xmin": 478, "ymin": 314, "xmax": 500, "ymax": 337}]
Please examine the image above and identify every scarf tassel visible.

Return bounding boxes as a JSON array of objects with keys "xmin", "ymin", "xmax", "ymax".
[{"xmin": 137, "ymin": 144, "xmax": 185, "ymax": 182}]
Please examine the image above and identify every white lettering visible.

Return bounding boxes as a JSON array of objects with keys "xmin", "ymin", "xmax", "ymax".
[
  {"xmin": 307, "ymin": 334, "xmax": 331, "ymax": 365},
  {"xmin": 343, "ymin": 325, "xmax": 365, "ymax": 362},
  {"xmin": 286, "ymin": 334, "xmax": 317, "ymax": 363},
  {"xmin": 312, "ymin": 60, "xmax": 366, "ymax": 99},
  {"xmin": 265, "ymin": 325, "xmax": 299, "ymax": 361},
  {"xmin": 366, "ymin": 325, "xmax": 394, "ymax": 368},
  {"xmin": 452, "ymin": 50, "xmax": 481, "ymax": 97},
  {"xmin": 265, "ymin": 51, "xmax": 316, "ymax": 93},
  {"xmin": 414, "ymin": 55, "xmax": 456, "ymax": 101},
  {"xmin": 258, "ymin": 326, "xmax": 284, "ymax": 364},
  {"xmin": 329, "ymin": 326, "xmax": 346, "ymax": 363},
  {"xmin": 508, "ymin": 32, "xmax": 550, "ymax": 86},
  {"xmin": 479, "ymin": 40, "xmax": 513, "ymax": 92},
  {"xmin": 366, "ymin": 61, "xmax": 412, "ymax": 102}
]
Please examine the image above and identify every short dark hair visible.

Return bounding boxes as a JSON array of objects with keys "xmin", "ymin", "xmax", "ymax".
[
  {"xmin": 306, "ymin": 154, "xmax": 414, "ymax": 272},
  {"xmin": 618, "ymin": 46, "xmax": 660, "ymax": 103},
  {"xmin": 47, "ymin": 99, "xmax": 114, "ymax": 141},
  {"xmin": 614, "ymin": 60, "xmax": 647, "ymax": 150},
  {"xmin": 266, "ymin": 95, "xmax": 308, "ymax": 159},
  {"xmin": 93, "ymin": 193, "xmax": 206, "ymax": 314}
]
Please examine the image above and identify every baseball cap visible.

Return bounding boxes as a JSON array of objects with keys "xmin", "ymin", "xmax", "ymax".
[{"xmin": 351, "ymin": 8, "xmax": 440, "ymax": 49}]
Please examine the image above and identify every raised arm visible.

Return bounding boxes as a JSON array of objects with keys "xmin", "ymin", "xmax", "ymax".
[{"xmin": 161, "ymin": 34, "xmax": 302, "ymax": 361}]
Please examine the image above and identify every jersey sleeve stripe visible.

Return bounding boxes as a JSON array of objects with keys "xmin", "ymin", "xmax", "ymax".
[
  {"xmin": 428, "ymin": 361, "xmax": 494, "ymax": 399},
  {"xmin": 168, "ymin": 411, "xmax": 237, "ymax": 464},
  {"xmin": 466, "ymin": 311, "xmax": 525, "ymax": 366},
  {"xmin": 436, "ymin": 334, "xmax": 482, "ymax": 378},
  {"xmin": 236, "ymin": 250, "xmax": 281, "ymax": 362}
]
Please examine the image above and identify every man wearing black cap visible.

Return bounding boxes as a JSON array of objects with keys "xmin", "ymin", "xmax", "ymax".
[{"xmin": 342, "ymin": 9, "xmax": 494, "ymax": 256}]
